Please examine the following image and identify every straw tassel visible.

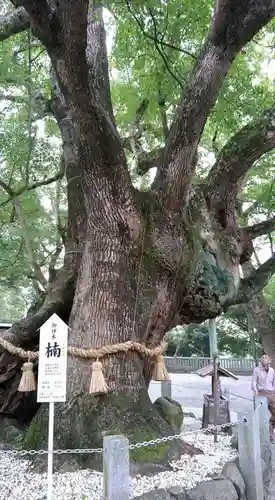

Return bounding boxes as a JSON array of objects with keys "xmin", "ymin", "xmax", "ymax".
[
  {"xmin": 152, "ymin": 354, "xmax": 170, "ymax": 381},
  {"xmin": 18, "ymin": 362, "xmax": 36, "ymax": 392},
  {"xmin": 89, "ymin": 359, "xmax": 108, "ymax": 395}
]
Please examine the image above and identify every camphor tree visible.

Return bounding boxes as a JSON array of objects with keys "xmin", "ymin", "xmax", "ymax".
[{"xmin": 1, "ymin": 0, "xmax": 275, "ymax": 469}]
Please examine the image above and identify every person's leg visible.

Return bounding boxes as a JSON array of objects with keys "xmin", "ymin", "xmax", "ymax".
[{"xmin": 267, "ymin": 394, "xmax": 275, "ymax": 441}]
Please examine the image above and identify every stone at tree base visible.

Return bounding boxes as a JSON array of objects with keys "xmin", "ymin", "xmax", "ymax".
[
  {"xmin": 153, "ymin": 397, "xmax": 184, "ymax": 432},
  {"xmin": 0, "ymin": 416, "xmax": 26, "ymax": 449},
  {"xmin": 168, "ymin": 486, "xmax": 185, "ymax": 497},
  {"xmin": 222, "ymin": 459, "xmax": 246, "ymax": 499},
  {"xmin": 134, "ymin": 479, "xmax": 239, "ymax": 500},
  {"xmin": 179, "ymin": 479, "xmax": 238, "ymax": 500},
  {"xmin": 262, "ymin": 457, "xmax": 272, "ymax": 498},
  {"xmin": 261, "ymin": 443, "xmax": 272, "ymax": 466},
  {"xmin": 260, "ymin": 445, "xmax": 272, "ymax": 499},
  {"xmin": 133, "ymin": 490, "xmax": 173, "ymax": 500}
]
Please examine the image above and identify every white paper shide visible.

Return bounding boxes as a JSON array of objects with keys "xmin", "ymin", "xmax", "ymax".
[{"xmin": 37, "ymin": 313, "xmax": 68, "ymax": 403}]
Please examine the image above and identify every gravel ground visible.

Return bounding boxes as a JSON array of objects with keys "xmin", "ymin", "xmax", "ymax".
[{"xmin": 0, "ymin": 430, "xmax": 236, "ymax": 500}]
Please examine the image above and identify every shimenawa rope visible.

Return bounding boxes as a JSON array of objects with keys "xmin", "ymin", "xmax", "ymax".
[{"xmin": 0, "ymin": 337, "xmax": 169, "ymax": 395}]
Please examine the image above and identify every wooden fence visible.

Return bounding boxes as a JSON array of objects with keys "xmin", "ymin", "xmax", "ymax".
[{"xmin": 164, "ymin": 356, "xmax": 255, "ymax": 375}]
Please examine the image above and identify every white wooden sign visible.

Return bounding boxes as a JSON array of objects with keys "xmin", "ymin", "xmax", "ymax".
[{"xmin": 37, "ymin": 313, "xmax": 68, "ymax": 403}]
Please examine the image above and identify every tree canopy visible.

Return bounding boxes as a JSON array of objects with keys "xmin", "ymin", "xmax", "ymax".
[{"xmin": 0, "ymin": 0, "xmax": 275, "ymax": 342}]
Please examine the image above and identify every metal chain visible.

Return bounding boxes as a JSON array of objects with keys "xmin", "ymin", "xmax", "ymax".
[
  {"xmin": 0, "ymin": 419, "xmax": 246, "ymax": 456},
  {"xmin": 150, "ymin": 382, "xmax": 254, "ymax": 400},
  {"xmin": 150, "ymin": 382, "xmax": 210, "ymax": 390},
  {"xmin": 54, "ymin": 448, "xmax": 103, "ymax": 455},
  {"xmin": 129, "ymin": 419, "xmax": 248, "ymax": 450},
  {"xmin": 0, "ymin": 448, "xmax": 103, "ymax": 457},
  {"xmin": 129, "ymin": 434, "xmax": 182, "ymax": 449},
  {"xmin": 228, "ymin": 391, "xmax": 253, "ymax": 401}
]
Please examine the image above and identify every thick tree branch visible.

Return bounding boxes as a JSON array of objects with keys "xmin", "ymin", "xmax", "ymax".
[
  {"xmin": 152, "ymin": 0, "xmax": 275, "ymax": 210},
  {"xmin": 55, "ymin": 176, "xmax": 67, "ymax": 245},
  {"xmin": 226, "ymin": 253, "xmax": 275, "ymax": 307},
  {"xmin": 122, "ymin": 99, "xmax": 166, "ymax": 176},
  {"xmin": 203, "ymin": 107, "xmax": 275, "ymax": 203},
  {"xmin": 13, "ymin": 1, "xmax": 60, "ymax": 50},
  {"xmin": 122, "ymin": 99, "xmax": 149, "ymax": 154},
  {"xmin": 136, "ymin": 147, "xmax": 164, "ymax": 175},
  {"xmin": 48, "ymin": 242, "xmax": 64, "ymax": 283},
  {"xmin": 158, "ymin": 101, "xmax": 169, "ymax": 143},
  {"xmin": 0, "ymin": 6, "xmax": 29, "ymax": 41},
  {"xmin": 52, "ymin": 1, "xmax": 134, "ymax": 204},
  {"xmin": 86, "ymin": 3, "xmax": 114, "ymax": 121},
  {"xmin": 53, "ymin": 0, "xmax": 91, "ymax": 111},
  {"xmin": 48, "ymin": 176, "xmax": 66, "ymax": 282},
  {"xmin": 234, "ymin": 257, "xmax": 275, "ymax": 362},
  {"xmin": 245, "ymin": 216, "xmax": 275, "ymax": 239},
  {"xmin": 0, "ymin": 178, "xmax": 13, "ymax": 197}
]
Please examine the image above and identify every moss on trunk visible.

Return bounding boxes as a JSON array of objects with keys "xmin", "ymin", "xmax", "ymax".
[{"xmin": 23, "ymin": 389, "xmax": 201, "ymax": 473}]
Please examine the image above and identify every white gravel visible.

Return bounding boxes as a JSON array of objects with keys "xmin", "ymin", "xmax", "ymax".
[{"xmin": 0, "ymin": 431, "xmax": 236, "ymax": 500}]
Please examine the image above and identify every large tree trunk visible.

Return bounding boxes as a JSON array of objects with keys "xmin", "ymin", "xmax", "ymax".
[{"xmin": 22, "ymin": 184, "xmax": 201, "ymax": 470}]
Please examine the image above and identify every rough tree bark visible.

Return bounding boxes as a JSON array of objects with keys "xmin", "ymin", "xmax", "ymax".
[
  {"xmin": 230, "ymin": 206, "xmax": 275, "ymax": 363},
  {"xmin": 242, "ymin": 261, "xmax": 275, "ymax": 364},
  {"xmin": 1, "ymin": 0, "xmax": 275, "ymax": 471}
]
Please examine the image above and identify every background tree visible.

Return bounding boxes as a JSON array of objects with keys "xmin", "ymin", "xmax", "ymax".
[
  {"xmin": 166, "ymin": 319, "xmax": 261, "ymax": 358},
  {"xmin": 0, "ymin": 0, "xmax": 275, "ymax": 469}
]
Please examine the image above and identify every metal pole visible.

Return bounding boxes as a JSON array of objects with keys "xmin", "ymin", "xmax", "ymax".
[
  {"xmin": 47, "ymin": 402, "xmax": 54, "ymax": 500},
  {"xmin": 209, "ymin": 318, "xmax": 218, "ymax": 357},
  {"xmin": 210, "ymin": 319, "xmax": 219, "ymax": 443},
  {"xmin": 213, "ymin": 354, "xmax": 219, "ymax": 443}
]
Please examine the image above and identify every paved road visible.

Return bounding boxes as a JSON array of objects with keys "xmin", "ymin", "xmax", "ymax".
[{"xmin": 148, "ymin": 373, "xmax": 255, "ymax": 420}]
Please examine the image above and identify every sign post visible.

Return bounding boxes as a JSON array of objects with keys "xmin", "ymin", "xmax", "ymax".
[{"xmin": 37, "ymin": 313, "xmax": 68, "ymax": 500}]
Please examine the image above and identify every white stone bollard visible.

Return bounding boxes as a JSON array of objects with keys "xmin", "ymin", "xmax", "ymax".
[
  {"xmin": 238, "ymin": 409, "xmax": 264, "ymax": 500},
  {"xmin": 103, "ymin": 435, "xmax": 130, "ymax": 500},
  {"xmin": 161, "ymin": 380, "xmax": 172, "ymax": 399}
]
